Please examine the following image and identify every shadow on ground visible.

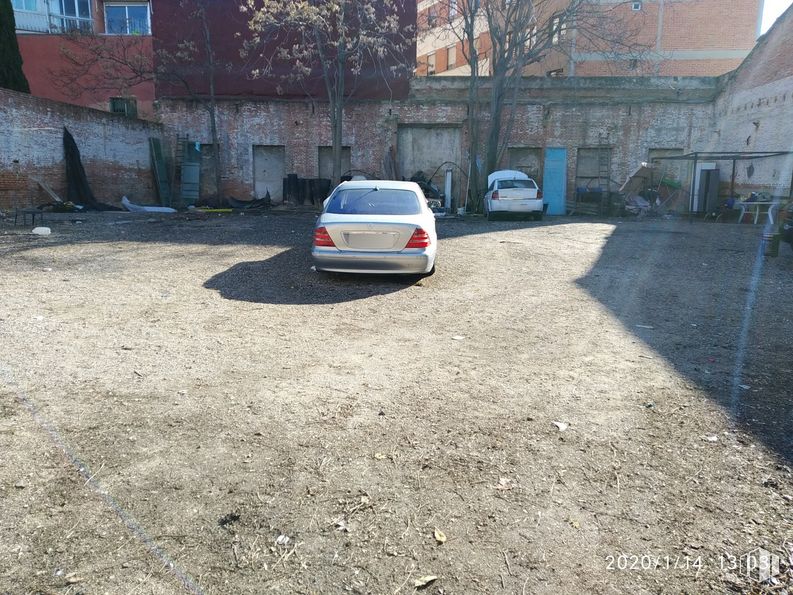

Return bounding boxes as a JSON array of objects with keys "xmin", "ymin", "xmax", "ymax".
[
  {"xmin": 576, "ymin": 222, "xmax": 793, "ymax": 463},
  {"xmin": 202, "ymin": 245, "xmax": 424, "ymax": 305}
]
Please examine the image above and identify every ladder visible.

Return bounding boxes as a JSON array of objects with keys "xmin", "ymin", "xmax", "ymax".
[
  {"xmin": 597, "ymin": 147, "xmax": 610, "ymax": 192},
  {"xmin": 171, "ymin": 134, "xmax": 189, "ymax": 205}
]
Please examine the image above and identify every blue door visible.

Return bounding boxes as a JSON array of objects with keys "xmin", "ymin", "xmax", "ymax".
[{"xmin": 543, "ymin": 148, "xmax": 567, "ymax": 215}]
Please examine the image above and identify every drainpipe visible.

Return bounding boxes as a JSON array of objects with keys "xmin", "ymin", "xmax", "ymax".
[
  {"xmin": 756, "ymin": 0, "xmax": 765, "ymax": 38},
  {"xmin": 656, "ymin": 0, "xmax": 664, "ymax": 73}
]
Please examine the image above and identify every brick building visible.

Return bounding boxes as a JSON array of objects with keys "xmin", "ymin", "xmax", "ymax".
[
  {"xmin": 417, "ymin": 0, "xmax": 763, "ymax": 78},
  {"xmin": 13, "ymin": 0, "xmax": 155, "ymax": 117},
  {"xmin": 3, "ymin": 3, "xmax": 791, "ymax": 214}
]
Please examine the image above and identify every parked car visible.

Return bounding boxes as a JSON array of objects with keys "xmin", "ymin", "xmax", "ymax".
[
  {"xmin": 782, "ymin": 201, "xmax": 793, "ymax": 252},
  {"xmin": 484, "ymin": 170, "xmax": 544, "ymax": 221},
  {"xmin": 312, "ymin": 180, "xmax": 437, "ymax": 275}
]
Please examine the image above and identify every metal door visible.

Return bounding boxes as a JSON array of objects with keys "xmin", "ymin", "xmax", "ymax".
[
  {"xmin": 253, "ymin": 145, "xmax": 286, "ymax": 203},
  {"xmin": 543, "ymin": 147, "xmax": 567, "ymax": 215}
]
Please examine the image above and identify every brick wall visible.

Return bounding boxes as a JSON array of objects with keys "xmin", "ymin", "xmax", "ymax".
[
  {"xmin": 17, "ymin": 34, "xmax": 156, "ymax": 119},
  {"xmin": 0, "ymin": 88, "xmax": 163, "ymax": 211},
  {"xmin": 705, "ymin": 5, "xmax": 793, "ymax": 196},
  {"xmin": 157, "ymin": 77, "xmax": 717, "ymax": 205}
]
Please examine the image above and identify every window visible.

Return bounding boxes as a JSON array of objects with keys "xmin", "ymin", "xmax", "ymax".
[
  {"xmin": 447, "ymin": 45, "xmax": 456, "ymax": 69},
  {"xmin": 449, "ymin": 0, "xmax": 457, "ymax": 18},
  {"xmin": 427, "ymin": 6, "xmax": 437, "ymax": 27},
  {"xmin": 632, "ymin": 1, "xmax": 642, "ymax": 10},
  {"xmin": 547, "ymin": 68, "xmax": 564, "ymax": 77},
  {"xmin": 551, "ymin": 14, "xmax": 567, "ymax": 45},
  {"xmin": 109, "ymin": 97, "xmax": 138, "ymax": 118},
  {"xmin": 12, "ymin": 0, "xmax": 37, "ymax": 11},
  {"xmin": 105, "ymin": 3, "xmax": 151, "ymax": 35},
  {"xmin": 325, "ymin": 188, "xmax": 422, "ymax": 216},
  {"xmin": 53, "ymin": 0, "xmax": 92, "ymax": 31},
  {"xmin": 527, "ymin": 24, "xmax": 537, "ymax": 49},
  {"xmin": 427, "ymin": 53, "xmax": 436, "ymax": 75}
]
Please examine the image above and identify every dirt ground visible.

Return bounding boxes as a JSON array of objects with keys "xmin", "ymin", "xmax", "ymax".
[{"xmin": 1, "ymin": 211, "xmax": 792, "ymax": 595}]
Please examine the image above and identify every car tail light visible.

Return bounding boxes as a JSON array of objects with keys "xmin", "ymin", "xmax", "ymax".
[
  {"xmin": 405, "ymin": 227, "xmax": 431, "ymax": 249},
  {"xmin": 537, "ymin": 189, "xmax": 543, "ymax": 199},
  {"xmin": 491, "ymin": 191, "xmax": 500, "ymax": 200},
  {"xmin": 313, "ymin": 226, "xmax": 335, "ymax": 247}
]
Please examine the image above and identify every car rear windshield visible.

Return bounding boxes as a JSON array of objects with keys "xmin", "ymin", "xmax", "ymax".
[
  {"xmin": 325, "ymin": 188, "xmax": 422, "ymax": 215},
  {"xmin": 498, "ymin": 179, "xmax": 537, "ymax": 190}
]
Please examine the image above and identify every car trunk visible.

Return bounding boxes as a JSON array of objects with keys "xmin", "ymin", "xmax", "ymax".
[
  {"xmin": 320, "ymin": 215, "xmax": 424, "ymax": 252},
  {"xmin": 495, "ymin": 188, "xmax": 538, "ymax": 200}
]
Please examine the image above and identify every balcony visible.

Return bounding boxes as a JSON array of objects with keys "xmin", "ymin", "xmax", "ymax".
[
  {"xmin": 14, "ymin": 9, "xmax": 94, "ymax": 34},
  {"xmin": 13, "ymin": 9, "xmax": 52, "ymax": 33}
]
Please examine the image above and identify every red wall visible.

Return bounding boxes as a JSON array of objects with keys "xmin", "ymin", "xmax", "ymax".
[
  {"xmin": 152, "ymin": 0, "xmax": 416, "ymax": 101},
  {"xmin": 17, "ymin": 34, "xmax": 155, "ymax": 119}
]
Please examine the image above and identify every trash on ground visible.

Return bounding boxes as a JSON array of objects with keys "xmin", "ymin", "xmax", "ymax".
[
  {"xmin": 275, "ymin": 534, "xmax": 290, "ymax": 546},
  {"xmin": 413, "ymin": 575, "xmax": 438, "ymax": 588},
  {"xmin": 31, "ymin": 227, "xmax": 51, "ymax": 236},
  {"xmin": 434, "ymin": 528, "xmax": 447, "ymax": 544},
  {"xmin": 122, "ymin": 196, "xmax": 177, "ymax": 214},
  {"xmin": 553, "ymin": 421, "xmax": 569, "ymax": 432}
]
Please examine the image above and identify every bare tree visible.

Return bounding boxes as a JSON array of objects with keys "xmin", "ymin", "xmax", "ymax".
[
  {"xmin": 51, "ymin": 0, "xmax": 231, "ymax": 204},
  {"xmin": 244, "ymin": 0, "xmax": 415, "ymax": 185},
  {"xmin": 421, "ymin": 0, "xmax": 648, "ymax": 211}
]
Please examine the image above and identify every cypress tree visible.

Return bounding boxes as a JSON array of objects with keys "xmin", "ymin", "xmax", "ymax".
[{"xmin": 0, "ymin": 0, "xmax": 31, "ymax": 93}]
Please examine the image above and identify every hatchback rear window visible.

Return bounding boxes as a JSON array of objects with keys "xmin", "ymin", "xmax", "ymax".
[
  {"xmin": 325, "ymin": 188, "xmax": 422, "ymax": 215},
  {"xmin": 498, "ymin": 179, "xmax": 537, "ymax": 190}
]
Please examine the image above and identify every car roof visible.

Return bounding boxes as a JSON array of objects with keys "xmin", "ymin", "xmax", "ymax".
[
  {"xmin": 334, "ymin": 180, "xmax": 423, "ymax": 193},
  {"xmin": 488, "ymin": 170, "xmax": 531, "ymax": 186}
]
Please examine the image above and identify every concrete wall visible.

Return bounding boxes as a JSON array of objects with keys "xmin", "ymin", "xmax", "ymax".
[{"xmin": 0, "ymin": 88, "xmax": 163, "ymax": 211}]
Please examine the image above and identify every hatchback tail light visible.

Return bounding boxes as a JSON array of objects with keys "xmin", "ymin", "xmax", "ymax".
[
  {"xmin": 491, "ymin": 191, "xmax": 500, "ymax": 200},
  {"xmin": 537, "ymin": 189, "xmax": 543, "ymax": 199},
  {"xmin": 405, "ymin": 227, "xmax": 431, "ymax": 249},
  {"xmin": 313, "ymin": 226, "xmax": 335, "ymax": 247}
]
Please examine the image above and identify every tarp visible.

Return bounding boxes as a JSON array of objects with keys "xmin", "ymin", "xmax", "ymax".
[{"xmin": 63, "ymin": 128, "xmax": 119, "ymax": 211}]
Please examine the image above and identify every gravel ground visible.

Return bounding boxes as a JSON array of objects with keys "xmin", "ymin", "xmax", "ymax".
[{"xmin": 0, "ymin": 212, "xmax": 792, "ymax": 594}]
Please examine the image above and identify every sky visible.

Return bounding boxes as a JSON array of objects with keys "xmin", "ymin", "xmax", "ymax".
[{"xmin": 762, "ymin": 0, "xmax": 793, "ymax": 32}]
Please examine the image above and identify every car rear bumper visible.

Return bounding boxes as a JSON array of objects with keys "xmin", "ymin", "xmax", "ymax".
[
  {"xmin": 312, "ymin": 248, "xmax": 434, "ymax": 274},
  {"xmin": 488, "ymin": 199, "xmax": 544, "ymax": 213}
]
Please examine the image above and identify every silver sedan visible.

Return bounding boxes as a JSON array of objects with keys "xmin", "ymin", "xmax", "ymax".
[{"xmin": 311, "ymin": 180, "xmax": 437, "ymax": 275}]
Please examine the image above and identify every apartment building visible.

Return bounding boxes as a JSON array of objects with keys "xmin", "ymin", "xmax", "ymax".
[
  {"xmin": 13, "ymin": 0, "xmax": 154, "ymax": 116},
  {"xmin": 417, "ymin": 0, "xmax": 763, "ymax": 78}
]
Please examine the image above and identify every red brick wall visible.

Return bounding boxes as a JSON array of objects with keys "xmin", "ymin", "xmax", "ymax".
[
  {"xmin": 17, "ymin": 34, "xmax": 156, "ymax": 119},
  {"xmin": 0, "ymin": 88, "xmax": 162, "ymax": 211},
  {"xmin": 575, "ymin": 58, "xmax": 745, "ymax": 77}
]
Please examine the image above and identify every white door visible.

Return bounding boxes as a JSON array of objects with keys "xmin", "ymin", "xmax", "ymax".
[{"xmin": 692, "ymin": 162, "xmax": 717, "ymax": 212}]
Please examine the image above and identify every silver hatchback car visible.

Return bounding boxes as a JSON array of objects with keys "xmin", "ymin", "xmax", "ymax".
[{"xmin": 311, "ymin": 181, "xmax": 438, "ymax": 275}]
